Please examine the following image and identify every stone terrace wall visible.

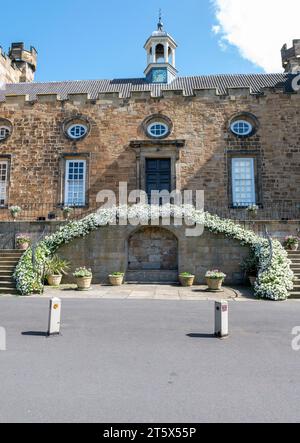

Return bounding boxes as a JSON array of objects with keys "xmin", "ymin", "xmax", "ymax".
[{"xmin": 57, "ymin": 225, "xmax": 250, "ymax": 285}]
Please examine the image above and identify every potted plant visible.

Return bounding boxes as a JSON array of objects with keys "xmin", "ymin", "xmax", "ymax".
[
  {"xmin": 9, "ymin": 205, "xmax": 22, "ymax": 220},
  {"xmin": 109, "ymin": 272, "xmax": 125, "ymax": 286},
  {"xmin": 179, "ymin": 272, "xmax": 195, "ymax": 287},
  {"xmin": 205, "ymin": 270, "xmax": 227, "ymax": 291},
  {"xmin": 73, "ymin": 267, "xmax": 93, "ymax": 290},
  {"xmin": 242, "ymin": 254, "xmax": 259, "ymax": 287},
  {"xmin": 247, "ymin": 204, "xmax": 259, "ymax": 219},
  {"xmin": 15, "ymin": 234, "xmax": 31, "ymax": 251},
  {"xmin": 62, "ymin": 206, "xmax": 74, "ymax": 220},
  {"xmin": 45, "ymin": 255, "xmax": 70, "ymax": 287},
  {"xmin": 284, "ymin": 236, "xmax": 300, "ymax": 251}
]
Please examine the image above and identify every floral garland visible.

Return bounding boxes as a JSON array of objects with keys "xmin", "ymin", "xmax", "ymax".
[{"xmin": 14, "ymin": 205, "xmax": 294, "ymax": 300}]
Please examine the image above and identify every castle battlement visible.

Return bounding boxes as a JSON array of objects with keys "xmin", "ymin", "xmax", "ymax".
[
  {"xmin": 282, "ymin": 40, "xmax": 300, "ymax": 73},
  {"xmin": 0, "ymin": 85, "xmax": 297, "ymax": 108},
  {"xmin": 0, "ymin": 42, "xmax": 37, "ymax": 84}
]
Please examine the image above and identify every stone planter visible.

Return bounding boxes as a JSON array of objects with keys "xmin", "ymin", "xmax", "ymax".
[
  {"xmin": 289, "ymin": 243, "xmax": 299, "ymax": 251},
  {"xmin": 17, "ymin": 242, "xmax": 29, "ymax": 251},
  {"xmin": 109, "ymin": 275, "xmax": 124, "ymax": 286},
  {"xmin": 76, "ymin": 276, "xmax": 92, "ymax": 291},
  {"xmin": 63, "ymin": 212, "xmax": 72, "ymax": 220},
  {"xmin": 179, "ymin": 275, "xmax": 195, "ymax": 287},
  {"xmin": 47, "ymin": 274, "xmax": 62, "ymax": 287},
  {"xmin": 248, "ymin": 211, "xmax": 258, "ymax": 220},
  {"xmin": 206, "ymin": 277, "xmax": 224, "ymax": 291}
]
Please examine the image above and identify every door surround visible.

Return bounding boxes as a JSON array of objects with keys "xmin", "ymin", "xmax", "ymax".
[{"xmin": 130, "ymin": 139, "xmax": 185, "ymax": 192}]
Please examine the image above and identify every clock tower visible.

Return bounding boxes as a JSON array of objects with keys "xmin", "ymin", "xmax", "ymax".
[{"xmin": 144, "ymin": 13, "xmax": 178, "ymax": 84}]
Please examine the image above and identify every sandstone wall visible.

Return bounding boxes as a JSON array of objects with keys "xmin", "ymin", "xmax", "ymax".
[{"xmin": 0, "ymin": 90, "xmax": 299, "ymax": 221}]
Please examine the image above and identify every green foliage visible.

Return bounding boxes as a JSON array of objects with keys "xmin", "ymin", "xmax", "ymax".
[
  {"xmin": 241, "ymin": 253, "xmax": 259, "ymax": 277},
  {"xmin": 73, "ymin": 267, "xmax": 92, "ymax": 278},
  {"xmin": 179, "ymin": 272, "xmax": 194, "ymax": 277},
  {"xmin": 16, "ymin": 235, "xmax": 31, "ymax": 245},
  {"xmin": 284, "ymin": 236, "xmax": 299, "ymax": 248},
  {"xmin": 45, "ymin": 255, "xmax": 70, "ymax": 277}
]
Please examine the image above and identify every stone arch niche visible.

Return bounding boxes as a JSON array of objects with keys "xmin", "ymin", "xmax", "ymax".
[{"xmin": 127, "ymin": 226, "xmax": 178, "ymax": 283}]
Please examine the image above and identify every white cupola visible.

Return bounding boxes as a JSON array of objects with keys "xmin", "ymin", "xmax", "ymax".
[{"xmin": 144, "ymin": 13, "xmax": 178, "ymax": 84}]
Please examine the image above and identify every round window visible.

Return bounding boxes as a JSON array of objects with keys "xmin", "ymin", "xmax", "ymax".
[
  {"xmin": 147, "ymin": 122, "xmax": 169, "ymax": 138},
  {"xmin": 67, "ymin": 124, "xmax": 88, "ymax": 140},
  {"xmin": 0, "ymin": 126, "xmax": 11, "ymax": 141},
  {"xmin": 230, "ymin": 120, "xmax": 253, "ymax": 136}
]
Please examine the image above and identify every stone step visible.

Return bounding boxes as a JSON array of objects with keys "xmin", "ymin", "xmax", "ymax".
[
  {"xmin": 126, "ymin": 270, "xmax": 179, "ymax": 284},
  {"xmin": 0, "ymin": 287, "xmax": 18, "ymax": 295},
  {"xmin": 290, "ymin": 292, "xmax": 300, "ymax": 299},
  {"xmin": 0, "ymin": 265, "xmax": 17, "ymax": 271},
  {"xmin": 0, "ymin": 259, "xmax": 20, "ymax": 265},
  {"xmin": 0, "ymin": 268, "xmax": 14, "ymax": 277},
  {"xmin": 0, "ymin": 275, "xmax": 14, "ymax": 282},
  {"xmin": 0, "ymin": 253, "xmax": 23, "ymax": 260},
  {"xmin": 290, "ymin": 285, "xmax": 300, "ymax": 292},
  {"xmin": 0, "ymin": 249, "xmax": 23, "ymax": 253},
  {"xmin": 0, "ymin": 281, "xmax": 16, "ymax": 288}
]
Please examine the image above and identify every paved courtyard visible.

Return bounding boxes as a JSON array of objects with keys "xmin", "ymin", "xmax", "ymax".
[
  {"xmin": 37, "ymin": 284, "xmax": 253, "ymax": 301},
  {"xmin": 0, "ymin": 296, "xmax": 300, "ymax": 423}
]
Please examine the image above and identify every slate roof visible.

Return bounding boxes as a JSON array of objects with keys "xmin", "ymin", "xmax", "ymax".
[{"xmin": 0, "ymin": 73, "xmax": 289, "ymax": 101}]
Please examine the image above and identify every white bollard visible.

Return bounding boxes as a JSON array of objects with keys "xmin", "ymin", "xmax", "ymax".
[
  {"xmin": 215, "ymin": 301, "xmax": 229, "ymax": 339},
  {"xmin": 47, "ymin": 298, "xmax": 62, "ymax": 336}
]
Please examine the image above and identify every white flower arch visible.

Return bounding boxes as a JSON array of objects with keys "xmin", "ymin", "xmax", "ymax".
[{"xmin": 14, "ymin": 205, "xmax": 293, "ymax": 300}]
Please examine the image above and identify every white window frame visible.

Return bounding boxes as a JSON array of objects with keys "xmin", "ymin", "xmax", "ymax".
[
  {"xmin": 147, "ymin": 122, "xmax": 169, "ymax": 138},
  {"xmin": 64, "ymin": 159, "xmax": 87, "ymax": 207},
  {"xmin": 0, "ymin": 126, "xmax": 10, "ymax": 141},
  {"xmin": 0, "ymin": 161, "xmax": 9, "ymax": 206},
  {"xmin": 67, "ymin": 124, "xmax": 88, "ymax": 140},
  {"xmin": 230, "ymin": 120, "xmax": 253, "ymax": 136},
  {"xmin": 232, "ymin": 158, "xmax": 256, "ymax": 207}
]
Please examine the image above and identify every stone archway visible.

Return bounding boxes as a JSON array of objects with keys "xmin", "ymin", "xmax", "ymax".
[{"xmin": 127, "ymin": 227, "xmax": 178, "ymax": 283}]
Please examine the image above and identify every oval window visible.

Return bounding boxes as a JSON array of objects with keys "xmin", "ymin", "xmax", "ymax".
[
  {"xmin": 67, "ymin": 124, "xmax": 88, "ymax": 140},
  {"xmin": 0, "ymin": 126, "xmax": 11, "ymax": 141},
  {"xmin": 147, "ymin": 122, "xmax": 169, "ymax": 138},
  {"xmin": 230, "ymin": 120, "xmax": 253, "ymax": 136}
]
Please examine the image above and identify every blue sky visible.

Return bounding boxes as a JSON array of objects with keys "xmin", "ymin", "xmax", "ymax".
[{"xmin": 0, "ymin": 0, "xmax": 278, "ymax": 82}]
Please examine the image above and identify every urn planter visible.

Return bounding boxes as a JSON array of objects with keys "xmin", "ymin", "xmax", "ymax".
[
  {"xmin": 76, "ymin": 276, "xmax": 92, "ymax": 291},
  {"xmin": 109, "ymin": 274, "xmax": 124, "ymax": 286},
  {"xmin": 47, "ymin": 274, "xmax": 63, "ymax": 287},
  {"xmin": 17, "ymin": 242, "xmax": 30, "ymax": 251},
  {"xmin": 206, "ymin": 277, "xmax": 224, "ymax": 291},
  {"xmin": 179, "ymin": 275, "xmax": 195, "ymax": 287}
]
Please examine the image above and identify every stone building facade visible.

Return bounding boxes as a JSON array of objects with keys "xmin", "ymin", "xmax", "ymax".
[{"xmin": 0, "ymin": 20, "xmax": 300, "ymax": 284}]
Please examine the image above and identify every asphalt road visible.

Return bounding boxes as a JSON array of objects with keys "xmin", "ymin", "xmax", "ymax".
[{"xmin": 0, "ymin": 298, "xmax": 300, "ymax": 423}]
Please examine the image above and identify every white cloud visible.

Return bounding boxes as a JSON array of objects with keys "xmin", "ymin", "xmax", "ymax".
[{"xmin": 211, "ymin": 0, "xmax": 300, "ymax": 72}]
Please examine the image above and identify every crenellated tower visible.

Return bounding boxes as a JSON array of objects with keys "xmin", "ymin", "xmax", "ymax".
[
  {"xmin": 281, "ymin": 40, "xmax": 300, "ymax": 73},
  {"xmin": 0, "ymin": 42, "xmax": 37, "ymax": 84}
]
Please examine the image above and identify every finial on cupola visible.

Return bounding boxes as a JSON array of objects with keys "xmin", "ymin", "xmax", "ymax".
[{"xmin": 157, "ymin": 9, "xmax": 163, "ymax": 32}]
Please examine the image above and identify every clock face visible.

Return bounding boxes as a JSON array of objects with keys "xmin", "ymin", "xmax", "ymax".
[{"xmin": 152, "ymin": 69, "xmax": 167, "ymax": 83}]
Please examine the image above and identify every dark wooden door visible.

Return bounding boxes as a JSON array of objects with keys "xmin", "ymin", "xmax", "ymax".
[{"xmin": 146, "ymin": 159, "xmax": 171, "ymax": 196}]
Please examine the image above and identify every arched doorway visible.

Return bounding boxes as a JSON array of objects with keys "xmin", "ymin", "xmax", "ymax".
[{"xmin": 127, "ymin": 227, "xmax": 178, "ymax": 283}]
